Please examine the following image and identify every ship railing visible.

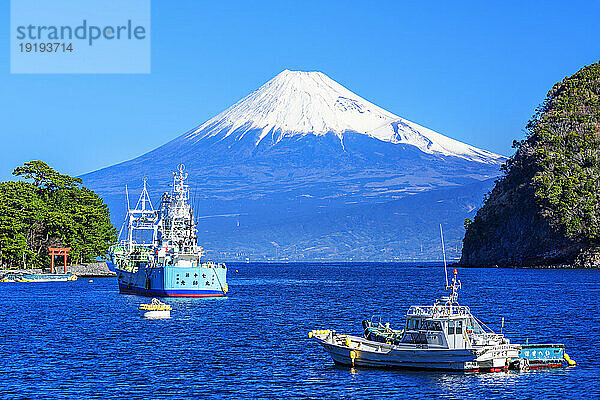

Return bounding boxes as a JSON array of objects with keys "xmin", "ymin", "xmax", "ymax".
[
  {"xmin": 475, "ymin": 332, "xmax": 504, "ymax": 340},
  {"xmin": 129, "ymin": 255, "xmax": 153, "ymax": 262},
  {"xmin": 407, "ymin": 305, "xmax": 471, "ymax": 317},
  {"xmin": 201, "ymin": 262, "xmax": 227, "ymax": 269},
  {"xmin": 116, "ymin": 238, "xmax": 155, "ymax": 246},
  {"xmin": 112, "ymin": 251, "xmax": 153, "ymax": 263},
  {"xmin": 470, "ymin": 332, "xmax": 508, "ymax": 348}
]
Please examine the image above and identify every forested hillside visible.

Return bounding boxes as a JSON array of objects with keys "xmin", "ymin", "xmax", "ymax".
[
  {"xmin": 0, "ymin": 161, "xmax": 116, "ymax": 269},
  {"xmin": 461, "ymin": 62, "xmax": 600, "ymax": 267}
]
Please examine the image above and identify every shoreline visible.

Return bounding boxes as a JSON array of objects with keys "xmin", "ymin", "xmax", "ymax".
[{"xmin": 1, "ymin": 262, "xmax": 116, "ymax": 277}]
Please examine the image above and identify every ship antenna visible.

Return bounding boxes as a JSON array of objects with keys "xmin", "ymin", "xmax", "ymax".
[
  {"xmin": 440, "ymin": 224, "xmax": 448, "ymax": 288},
  {"xmin": 142, "ymin": 178, "xmax": 146, "ymax": 211}
]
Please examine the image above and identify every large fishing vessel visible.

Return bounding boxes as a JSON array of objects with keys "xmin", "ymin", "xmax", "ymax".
[{"xmin": 108, "ymin": 164, "xmax": 228, "ymax": 298}]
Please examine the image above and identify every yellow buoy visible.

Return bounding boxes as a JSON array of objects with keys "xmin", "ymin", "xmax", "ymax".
[
  {"xmin": 564, "ymin": 353, "xmax": 576, "ymax": 366},
  {"xmin": 350, "ymin": 350, "xmax": 357, "ymax": 367},
  {"xmin": 308, "ymin": 331, "xmax": 313, "ymax": 338},
  {"xmin": 345, "ymin": 337, "xmax": 352, "ymax": 347}
]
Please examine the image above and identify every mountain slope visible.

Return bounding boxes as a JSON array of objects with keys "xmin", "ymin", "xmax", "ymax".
[
  {"xmin": 82, "ymin": 70, "xmax": 505, "ymax": 261},
  {"xmin": 185, "ymin": 70, "xmax": 504, "ymax": 164}
]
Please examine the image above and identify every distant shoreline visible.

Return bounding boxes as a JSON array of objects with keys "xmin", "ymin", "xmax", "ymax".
[
  {"xmin": 226, "ymin": 261, "xmax": 598, "ymax": 269},
  {"xmin": 4, "ymin": 261, "xmax": 593, "ymax": 273},
  {"xmin": 1, "ymin": 262, "xmax": 116, "ymax": 277},
  {"xmin": 455, "ymin": 264, "xmax": 595, "ymax": 269}
]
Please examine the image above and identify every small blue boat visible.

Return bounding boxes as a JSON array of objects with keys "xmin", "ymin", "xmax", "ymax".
[
  {"xmin": 0, "ymin": 272, "xmax": 77, "ymax": 282},
  {"xmin": 519, "ymin": 344, "xmax": 568, "ymax": 369}
]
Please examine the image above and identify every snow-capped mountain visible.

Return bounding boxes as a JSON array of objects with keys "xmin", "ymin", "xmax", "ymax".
[
  {"xmin": 185, "ymin": 70, "xmax": 503, "ymax": 164},
  {"xmin": 82, "ymin": 70, "xmax": 506, "ymax": 261}
]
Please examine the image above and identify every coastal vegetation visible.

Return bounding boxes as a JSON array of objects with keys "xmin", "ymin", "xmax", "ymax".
[
  {"xmin": 461, "ymin": 61, "xmax": 600, "ymax": 267},
  {"xmin": 0, "ymin": 161, "xmax": 116, "ymax": 269}
]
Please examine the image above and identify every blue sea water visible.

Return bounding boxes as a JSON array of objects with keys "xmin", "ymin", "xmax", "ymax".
[{"xmin": 1, "ymin": 263, "xmax": 599, "ymax": 400}]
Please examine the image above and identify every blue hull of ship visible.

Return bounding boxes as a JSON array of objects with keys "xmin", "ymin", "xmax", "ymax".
[
  {"xmin": 111, "ymin": 261, "xmax": 227, "ymax": 298},
  {"xmin": 118, "ymin": 284, "xmax": 225, "ymax": 297}
]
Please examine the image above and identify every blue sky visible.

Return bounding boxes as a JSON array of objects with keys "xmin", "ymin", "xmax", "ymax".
[{"xmin": 1, "ymin": 0, "xmax": 599, "ymax": 181}]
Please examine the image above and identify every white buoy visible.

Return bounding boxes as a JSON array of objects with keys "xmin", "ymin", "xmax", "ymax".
[{"xmin": 139, "ymin": 298, "xmax": 171, "ymax": 319}]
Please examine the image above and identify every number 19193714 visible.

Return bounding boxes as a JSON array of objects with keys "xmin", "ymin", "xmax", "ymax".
[{"xmin": 19, "ymin": 43, "xmax": 73, "ymax": 53}]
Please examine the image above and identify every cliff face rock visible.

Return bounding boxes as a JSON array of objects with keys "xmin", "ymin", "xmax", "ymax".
[
  {"xmin": 460, "ymin": 176, "xmax": 582, "ymax": 266},
  {"xmin": 69, "ymin": 262, "xmax": 116, "ymax": 277},
  {"xmin": 461, "ymin": 62, "xmax": 600, "ymax": 267}
]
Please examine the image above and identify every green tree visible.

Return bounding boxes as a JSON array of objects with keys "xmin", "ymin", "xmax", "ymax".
[
  {"xmin": 463, "ymin": 218, "xmax": 472, "ymax": 230},
  {"xmin": 527, "ymin": 64, "xmax": 600, "ymax": 242},
  {"xmin": 0, "ymin": 181, "xmax": 43, "ymax": 268},
  {"xmin": 13, "ymin": 160, "xmax": 82, "ymax": 190},
  {"xmin": 0, "ymin": 161, "xmax": 116, "ymax": 269}
]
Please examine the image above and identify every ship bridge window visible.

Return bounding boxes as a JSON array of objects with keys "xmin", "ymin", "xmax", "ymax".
[
  {"xmin": 421, "ymin": 321, "xmax": 442, "ymax": 331},
  {"xmin": 448, "ymin": 320, "xmax": 463, "ymax": 334},
  {"xmin": 401, "ymin": 332, "xmax": 427, "ymax": 344},
  {"xmin": 407, "ymin": 318, "xmax": 420, "ymax": 330},
  {"xmin": 426, "ymin": 333, "xmax": 444, "ymax": 346}
]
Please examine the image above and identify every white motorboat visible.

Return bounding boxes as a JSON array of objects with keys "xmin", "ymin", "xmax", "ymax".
[
  {"xmin": 139, "ymin": 298, "xmax": 172, "ymax": 319},
  {"xmin": 310, "ymin": 268, "xmax": 521, "ymax": 372}
]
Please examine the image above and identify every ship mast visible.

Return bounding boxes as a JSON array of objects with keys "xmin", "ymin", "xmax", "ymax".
[
  {"xmin": 448, "ymin": 268, "xmax": 461, "ymax": 304},
  {"xmin": 439, "ymin": 224, "xmax": 461, "ymax": 310},
  {"xmin": 440, "ymin": 224, "xmax": 449, "ymax": 289},
  {"xmin": 158, "ymin": 164, "xmax": 201, "ymax": 257},
  {"xmin": 121, "ymin": 178, "xmax": 159, "ymax": 249}
]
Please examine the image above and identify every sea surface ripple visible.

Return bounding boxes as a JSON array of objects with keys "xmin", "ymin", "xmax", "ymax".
[{"xmin": 0, "ymin": 263, "xmax": 598, "ymax": 399}]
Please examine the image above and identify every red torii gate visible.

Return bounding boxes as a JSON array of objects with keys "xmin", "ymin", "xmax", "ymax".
[{"xmin": 48, "ymin": 247, "xmax": 71, "ymax": 274}]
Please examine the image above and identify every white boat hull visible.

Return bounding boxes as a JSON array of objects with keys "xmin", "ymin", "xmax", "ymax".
[
  {"xmin": 314, "ymin": 332, "xmax": 519, "ymax": 372},
  {"xmin": 142, "ymin": 310, "xmax": 171, "ymax": 319}
]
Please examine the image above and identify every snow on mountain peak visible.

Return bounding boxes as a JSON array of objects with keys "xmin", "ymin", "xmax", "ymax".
[{"xmin": 184, "ymin": 70, "xmax": 505, "ymax": 164}]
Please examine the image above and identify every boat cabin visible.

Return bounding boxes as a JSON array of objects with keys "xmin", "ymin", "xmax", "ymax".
[{"xmin": 401, "ymin": 305, "xmax": 487, "ymax": 349}]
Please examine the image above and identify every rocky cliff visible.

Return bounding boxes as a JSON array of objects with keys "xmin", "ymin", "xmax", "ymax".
[{"xmin": 460, "ymin": 62, "xmax": 600, "ymax": 267}]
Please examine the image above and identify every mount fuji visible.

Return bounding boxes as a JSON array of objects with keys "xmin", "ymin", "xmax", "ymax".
[{"xmin": 82, "ymin": 70, "xmax": 505, "ymax": 261}]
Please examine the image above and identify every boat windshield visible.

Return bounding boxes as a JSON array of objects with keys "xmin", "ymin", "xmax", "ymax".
[
  {"xmin": 406, "ymin": 318, "xmax": 442, "ymax": 331},
  {"xmin": 421, "ymin": 320, "xmax": 442, "ymax": 331},
  {"xmin": 401, "ymin": 332, "xmax": 428, "ymax": 344}
]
